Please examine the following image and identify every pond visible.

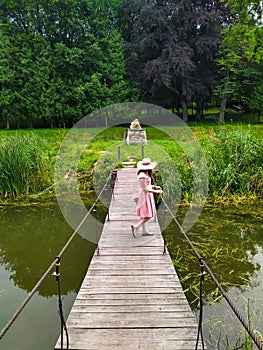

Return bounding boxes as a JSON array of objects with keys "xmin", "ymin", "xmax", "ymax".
[
  {"xmin": 0, "ymin": 201, "xmax": 262, "ymax": 349},
  {"xmin": 161, "ymin": 201, "xmax": 263, "ymax": 349},
  {"xmin": 0, "ymin": 203, "xmax": 98, "ymax": 350}
]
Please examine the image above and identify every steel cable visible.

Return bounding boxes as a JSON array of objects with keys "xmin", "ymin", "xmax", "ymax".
[
  {"xmin": 195, "ymin": 258, "xmax": 205, "ymax": 350},
  {"xmin": 0, "ymin": 172, "xmax": 112, "ymax": 341},
  {"xmin": 53, "ymin": 257, "xmax": 69, "ymax": 350},
  {"xmin": 160, "ymin": 196, "xmax": 263, "ymax": 350}
]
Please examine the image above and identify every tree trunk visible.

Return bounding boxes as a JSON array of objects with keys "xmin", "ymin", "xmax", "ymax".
[
  {"xmin": 182, "ymin": 100, "xmax": 188, "ymax": 121},
  {"xmin": 196, "ymin": 100, "xmax": 203, "ymax": 121},
  {"xmin": 5, "ymin": 118, "xmax": 10, "ymax": 129},
  {"xmin": 219, "ymin": 94, "xmax": 227, "ymax": 123},
  {"xmin": 181, "ymin": 84, "xmax": 188, "ymax": 122}
]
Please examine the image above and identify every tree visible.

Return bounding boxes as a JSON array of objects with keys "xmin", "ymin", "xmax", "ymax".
[
  {"xmin": 215, "ymin": 0, "xmax": 263, "ymax": 122},
  {"xmin": 247, "ymin": 63, "xmax": 263, "ymax": 119},
  {"xmin": 0, "ymin": 0, "xmax": 140, "ymax": 128},
  {"xmin": 0, "ymin": 28, "xmax": 14, "ymax": 129},
  {"xmin": 120, "ymin": 0, "xmax": 231, "ymax": 121}
]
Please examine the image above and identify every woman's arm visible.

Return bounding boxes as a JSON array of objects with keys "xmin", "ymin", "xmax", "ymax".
[{"xmin": 139, "ymin": 179, "xmax": 163, "ymax": 194}]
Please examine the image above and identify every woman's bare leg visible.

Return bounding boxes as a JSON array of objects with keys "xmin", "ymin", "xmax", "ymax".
[
  {"xmin": 131, "ymin": 218, "xmax": 152, "ymax": 238},
  {"xmin": 135, "ymin": 217, "xmax": 150, "ymax": 230}
]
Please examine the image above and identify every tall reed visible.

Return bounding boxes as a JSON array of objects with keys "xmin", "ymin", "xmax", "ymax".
[
  {"xmin": 0, "ymin": 134, "xmax": 51, "ymax": 197},
  {"xmin": 203, "ymin": 126, "xmax": 263, "ymax": 200}
]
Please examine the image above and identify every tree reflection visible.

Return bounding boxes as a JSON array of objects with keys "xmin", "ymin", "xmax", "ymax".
[
  {"xmin": 161, "ymin": 202, "xmax": 263, "ymax": 309},
  {"xmin": 0, "ymin": 204, "xmax": 98, "ymax": 297},
  {"xmin": 1, "ymin": 201, "xmax": 261, "ymax": 303}
]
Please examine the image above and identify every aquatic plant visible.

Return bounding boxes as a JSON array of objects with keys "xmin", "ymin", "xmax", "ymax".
[
  {"xmin": 203, "ymin": 296, "xmax": 263, "ymax": 350},
  {"xmin": 205, "ymin": 126, "xmax": 263, "ymax": 200},
  {"xmin": 0, "ymin": 124, "xmax": 262, "ymax": 202},
  {"xmin": 161, "ymin": 201, "xmax": 263, "ymax": 350},
  {"xmin": 0, "ymin": 134, "xmax": 51, "ymax": 197}
]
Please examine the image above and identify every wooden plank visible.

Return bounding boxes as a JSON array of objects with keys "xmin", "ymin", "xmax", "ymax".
[
  {"xmin": 56, "ymin": 327, "xmax": 203, "ymax": 343},
  {"xmin": 97, "ymin": 247, "xmax": 166, "ymax": 255},
  {"xmin": 77, "ymin": 287, "xmax": 183, "ymax": 295},
  {"xmin": 69, "ymin": 303, "xmax": 193, "ymax": 313},
  {"xmin": 82, "ymin": 275, "xmax": 181, "ymax": 286},
  {"xmin": 88, "ymin": 258, "xmax": 174, "ymax": 265},
  {"xmin": 56, "ymin": 329, "xmax": 204, "ymax": 350},
  {"xmin": 87, "ymin": 269, "xmax": 174, "ymax": 274},
  {"xmin": 54, "ymin": 168, "xmax": 206, "ymax": 350},
  {"xmin": 88, "ymin": 261, "xmax": 175, "ymax": 267},
  {"xmin": 65, "ymin": 313, "xmax": 198, "ymax": 328},
  {"xmin": 73, "ymin": 297, "xmax": 190, "ymax": 306},
  {"xmin": 90, "ymin": 255, "xmax": 171, "ymax": 262},
  {"xmin": 99, "ymin": 239, "xmax": 163, "ymax": 247},
  {"xmin": 75, "ymin": 292, "xmax": 187, "ymax": 301}
]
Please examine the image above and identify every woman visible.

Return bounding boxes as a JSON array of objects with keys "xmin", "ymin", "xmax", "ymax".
[{"xmin": 131, "ymin": 158, "xmax": 163, "ymax": 238}]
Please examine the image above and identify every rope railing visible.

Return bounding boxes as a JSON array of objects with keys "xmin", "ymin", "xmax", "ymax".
[
  {"xmin": 160, "ymin": 196, "xmax": 263, "ymax": 350},
  {"xmin": 2, "ymin": 166, "xmax": 262, "ymax": 350},
  {"xmin": 53, "ymin": 256, "xmax": 69, "ymax": 349},
  {"xmin": 0, "ymin": 171, "xmax": 113, "ymax": 343}
]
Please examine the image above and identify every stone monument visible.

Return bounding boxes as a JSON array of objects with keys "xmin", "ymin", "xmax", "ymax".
[{"xmin": 125, "ymin": 119, "xmax": 147, "ymax": 145}]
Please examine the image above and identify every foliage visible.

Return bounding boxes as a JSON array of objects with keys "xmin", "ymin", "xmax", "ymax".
[
  {"xmin": 247, "ymin": 64, "xmax": 263, "ymax": 118},
  {"xmin": 204, "ymin": 126, "xmax": 263, "ymax": 198},
  {"xmin": 79, "ymin": 124, "xmax": 263, "ymax": 202},
  {"xmin": 214, "ymin": 0, "xmax": 263, "ymax": 122},
  {"xmin": 0, "ymin": 134, "xmax": 51, "ymax": 197},
  {"xmin": 120, "ymin": 0, "xmax": 232, "ymax": 121},
  {"xmin": 0, "ymin": 124, "xmax": 262, "ymax": 202},
  {"xmin": 0, "ymin": 0, "xmax": 263, "ymax": 125},
  {"xmin": 0, "ymin": 0, "xmax": 141, "ymax": 128}
]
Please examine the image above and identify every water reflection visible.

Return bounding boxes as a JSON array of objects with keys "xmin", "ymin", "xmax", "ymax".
[
  {"xmin": 161, "ymin": 201, "xmax": 263, "ymax": 349},
  {"xmin": 161, "ymin": 202, "xmax": 263, "ymax": 305},
  {"xmin": 0, "ymin": 203, "xmax": 101, "ymax": 350},
  {"xmin": 0, "ymin": 201, "xmax": 262, "ymax": 349},
  {"xmin": 0, "ymin": 204, "xmax": 98, "ymax": 297}
]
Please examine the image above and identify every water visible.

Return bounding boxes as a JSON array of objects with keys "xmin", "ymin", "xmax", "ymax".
[
  {"xmin": 161, "ymin": 201, "xmax": 263, "ymax": 349},
  {"xmin": 0, "ymin": 204, "xmax": 97, "ymax": 350},
  {"xmin": 0, "ymin": 201, "xmax": 262, "ymax": 349}
]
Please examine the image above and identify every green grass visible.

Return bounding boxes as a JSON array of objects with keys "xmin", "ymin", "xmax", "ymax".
[
  {"xmin": 0, "ymin": 133, "xmax": 51, "ymax": 197},
  {"xmin": 0, "ymin": 124, "xmax": 262, "ymax": 202}
]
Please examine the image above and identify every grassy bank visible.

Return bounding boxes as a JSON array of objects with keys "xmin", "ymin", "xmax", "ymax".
[{"xmin": 0, "ymin": 124, "xmax": 262, "ymax": 203}]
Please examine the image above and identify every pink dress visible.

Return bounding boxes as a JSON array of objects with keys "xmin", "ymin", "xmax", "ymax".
[{"xmin": 136, "ymin": 173, "xmax": 156, "ymax": 218}]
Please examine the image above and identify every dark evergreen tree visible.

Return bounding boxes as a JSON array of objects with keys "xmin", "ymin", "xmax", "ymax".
[
  {"xmin": 121, "ymin": 0, "xmax": 232, "ymax": 120},
  {"xmin": 0, "ymin": 0, "xmax": 140, "ymax": 128}
]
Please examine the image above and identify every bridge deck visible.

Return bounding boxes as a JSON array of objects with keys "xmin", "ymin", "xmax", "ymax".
[{"xmin": 54, "ymin": 168, "xmax": 204, "ymax": 350}]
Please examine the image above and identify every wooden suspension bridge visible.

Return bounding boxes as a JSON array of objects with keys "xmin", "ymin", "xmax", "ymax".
[{"xmin": 54, "ymin": 167, "xmax": 205, "ymax": 350}]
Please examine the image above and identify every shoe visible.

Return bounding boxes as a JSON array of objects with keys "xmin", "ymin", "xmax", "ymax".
[
  {"xmin": 131, "ymin": 225, "xmax": 137, "ymax": 238},
  {"xmin": 142, "ymin": 232, "xmax": 154, "ymax": 236}
]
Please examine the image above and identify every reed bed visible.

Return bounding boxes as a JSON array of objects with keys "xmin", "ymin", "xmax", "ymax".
[
  {"xmin": 78, "ymin": 125, "xmax": 263, "ymax": 202},
  {"xmin": 0, "ymin": 134, "xmax": 51, "ymax": 197},
  {"xmin": 0, "ymin": 124, "xmax": 262, "ymax": 202},
  {"xmin": 204, "ymin": 126, "xmax": 263, "ymax": 200}
]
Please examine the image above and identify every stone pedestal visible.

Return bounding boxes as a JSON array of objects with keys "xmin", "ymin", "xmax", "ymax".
[{"xmin": 126, "ymin": 128, "xmax": 147, "ymax": 145}]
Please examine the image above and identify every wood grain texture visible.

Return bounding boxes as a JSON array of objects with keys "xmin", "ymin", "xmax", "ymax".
[{"xmin": 54, "ymin": 168, "xmax": 206, "ymax": 350}]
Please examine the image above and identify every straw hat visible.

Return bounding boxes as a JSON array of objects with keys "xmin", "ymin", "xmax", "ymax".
[{"xmin": 137, "ymin": 158, "xmax": 157, "ymax": 170}]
